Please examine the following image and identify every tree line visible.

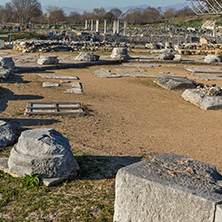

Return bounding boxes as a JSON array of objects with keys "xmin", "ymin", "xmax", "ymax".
[{"xmin": 0, "ymin": 0, "xmax": 195, "ymax": 25}]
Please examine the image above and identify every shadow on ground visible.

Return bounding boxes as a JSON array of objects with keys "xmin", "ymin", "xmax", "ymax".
[
  {"xmin": 0, "ymin": 87, "xmax": 43, "ymax": 112},
  {"xmin": 75, "ymin": 155, "xmax": 143, "ymax": 180}
]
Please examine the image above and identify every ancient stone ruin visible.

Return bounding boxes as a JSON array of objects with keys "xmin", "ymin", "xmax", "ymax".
[
  {"xmin": 1, "ymin": 128, "xmax": 80, "ymax": 186},
  {"xmin": 37, "ymin": 55, "xmax": 59, "ymax": 65},
  {"xmin": 75, "ymin": 52, "xmax": 100, "ymax": 61},
  {"xmin": 114, "ymin": 153, "xmax": 222, "ymax": 222},
  {"xmin": 182, "ymin": 85, "xmax": 222, "ymax": 110},
  {"xmin": 0, "ymin": 120, "xmax": 16, "ymax": 147},
  {"xmin": 154, "ymin": 75, "xmax": 198, "ymax": 90},
  {"xmin": 110, "ymin": 48, "xmax": 131, "ymax": 61}
]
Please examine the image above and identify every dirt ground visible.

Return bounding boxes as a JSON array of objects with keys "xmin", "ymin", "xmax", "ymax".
[{"xmin": 1, "ymin": 53, "xmax": 222, "ymax": 173}]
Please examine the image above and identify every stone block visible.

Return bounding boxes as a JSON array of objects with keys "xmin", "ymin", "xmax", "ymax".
[
  {"xmin": 37, "ymin": 55, "xmax": 59, "ymax": 65},
  {"xmin": 0, "ymin": 56, "xmax": 15, "ymax": 69},
  {"xmin": 0, "ymin": 40, "xmax": 4, "ymax": 49},
  {"xmin": 182, "ymin": 89, "xmax": 222, "ymax": 110},
  {"xmin": 0, "ymin": 120, "xmax": 16, "ymax": 147},
  {"xmin": 114, "ymin": 153, "xmax": 222, "ymax": 222},
  {"xmin": 204, "ymin": 54, "xmax": 222, "ymax": 63},
  {"xmin": 110, "ymin": 48, "xmax": 131, "ymax": 61},
  {"xmin": 75, "ymin": 52, "xmax": 100, "ymax": 61},
  {"xmin": 7, "ymin": 128, "xmax": 80, "ymax": 185},
  {"xmin": 154, "ymin": 75, "xmax": 197, "ymax": 90},
  {"xmin": 42, "ymin": 82, "xmax": 60, "ymax": 87}
]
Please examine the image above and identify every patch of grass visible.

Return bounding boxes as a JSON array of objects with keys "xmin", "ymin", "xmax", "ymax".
[{"xmin": 0, "ymin": 152, "xmax": 116, "ymax": 221}]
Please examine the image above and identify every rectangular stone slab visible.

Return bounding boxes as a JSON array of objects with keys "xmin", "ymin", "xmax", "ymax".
[{"xmin": 114, "ymin": 153, "xmax": 222, "ymax": 222}]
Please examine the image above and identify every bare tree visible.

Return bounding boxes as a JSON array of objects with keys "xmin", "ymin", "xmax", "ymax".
[
  {"xmin": 67, "ymin": 11, "xmax": 81, "ymax": 24},
  {"xmin": 92, "ymin": 7, "xmax": 106, "ymax": 21},
  {"xmin": 163, "ymin": 8, "xmax": 176, "ymax": 20},
  {"xmin": 10, "ymin": 0, "xmax": 42, "ymax": 24},
  {"xmin": 109, "ymin": 8, "xmax": 122, "ymax": 19},
  {"xmin": 47, "ymin": 6, "xmax": 66, "ymax": 24}
]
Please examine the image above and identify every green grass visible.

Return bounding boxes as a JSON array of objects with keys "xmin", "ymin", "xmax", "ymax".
[{"xmin": 0, "ymin": 151, "xmax": 118, "ymax": 221}]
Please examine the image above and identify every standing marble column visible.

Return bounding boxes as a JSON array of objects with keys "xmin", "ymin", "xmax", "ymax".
[
  {"xmin": 104, "ymin": 19, "xmax": 107, "ymax": 34},
  {"xmin": 96, "ymin": 20, "xmax": 99, "ymax": 32}
]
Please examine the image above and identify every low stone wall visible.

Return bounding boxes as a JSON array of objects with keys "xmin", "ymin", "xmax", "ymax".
[{"xmin": 114, "ymin": 153, "xmax": 222, "ymax": 222}]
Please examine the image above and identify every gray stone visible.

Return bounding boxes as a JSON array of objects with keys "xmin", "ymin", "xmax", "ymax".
[
  {"xmin": 0, "ymin": 56, "xmax": 15, "ymax": 69},
  {"xmin": 192, "ymin": 73, "xmax": 222, "ymax": 81},
  {"xmin": 0, "ymin": 69, "xmax": 13, "ymax": 79},
  {"xmin": 75, "ymin": 52, "xmax": 100, "ymax": 61},
  {"xmin": 0, "ymin": 120, "xmax": 16, "ymax": 147},
  {"xmin": 39, "ymin": 74, "xmax": 79, "ymax": 80},
  {"xmin": 154, "ymin": 75, "xmax": 197, "ymax": 90},
  {"xmin": 37, "ymin": 55, "xmax": 59, "ymax": 65},
  {"xmin": 110, "ymin": 48, "xmax": 131, "ymax": 61},
  {"xmin": 70, "ymin": 82, "xmax": 82, "ymax": 88},
  {"xmin": 207, "ymin": 86, "xmax": 222, "ymax": 96},
  {"xmin": 182, "ymin": 89, "xmax": 222, "ymax": 110},
  {"xmin": 64, "ymin": 88, "xmax": 83, "ymax": 94},
  {"xmin": 185, "ymin": 67, "xmax": 222, "ymax": 73},
  {"xmin": 0, "ymin": 158, "xmax": 9, "ymax": 171},
  {"xmin": 158, "ymin": 52, "xmax": 175, "ymax": 60},
  {"xmin": 8, "ymin": 128, "xmax": 80, "ymax": 184},
  {"xmin": 173, "ymin": 54, "xmax": 182, "ymax": 61},
  {"xmin": 42, "ymin": 82, "xmax": 60, "ymax": 87},
  {"xmin": 114, "ymin": 153, "xmax": 222, "ymax": 222},
  {"xmin": 204, "ymin": 54, "xmax": 222, "ymax": 63},
  {"xmin": 93, "ymin": 68, "xmax": 121, "ymax": 78},
  {"xmin": 0, "ymin": 40, "xmax": 4, "ymax": 49}
]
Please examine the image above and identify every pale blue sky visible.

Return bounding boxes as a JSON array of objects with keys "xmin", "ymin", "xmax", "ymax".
[{"xmin": 0, "ymin": 0, "xmax": 185, "ymax": 10}]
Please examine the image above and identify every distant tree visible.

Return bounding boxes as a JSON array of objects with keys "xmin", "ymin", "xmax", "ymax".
[
  {"xmin": 0, "ymin": 3, "xmax": 17, "ymax": 23},
  {"xmin": 176, "ymin": 7, "xmax": 195, "ymax": 18},
  {"xmin": 10, "ymin": 0, "xmax": 42, "ymax": 24},
  {"xmin": 163, "ymin": 8, "xmax": 176, "ymax": 20},
  {"xmin": 92, "ymin": 7, "xmax": 106, "ymax": 21},
  {"xmin": 67, "ymin": 11, "xmax": 81, "ymax": 24},
  {"xmin": 104, "ymin": 11, "xmax": 115, "ymax": 23},
  {"xmin": 47, "ymin": 6, "xmax": 66, "ymax": 24},
  {"xmin": 109, "ymin": 8, "xmax": 122, "ymax": 19}
]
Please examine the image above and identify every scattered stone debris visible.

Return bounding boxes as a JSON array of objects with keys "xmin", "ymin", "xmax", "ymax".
[
  {"xmin": 37, "ymin": 55, "xmax": 59, "ymax": 65},
  {"xmin": 173, "ymin": 54, "xmax": 182, "ymax": 62},
  {"xmin": 2, "ymin": 128, "xmax": 80, "ymax": 186},
  {"xmin": 111, "ymin": 48, "xmax": 131, "ymax": 61},
  {"xmin": 0, "ymin": 69, "xmax": 14, "ymax": 80},
  {"xmin": 182, "ymin": 85, "xmax": 222, "ymax": 110},
  {"xmin": 114, "ymin": 153, "xmax": 222, "ymax": 222},
  {"xmin": 39, "ymin": 74, "xmax": 79, "ymax": 80},
  {"xmin": 0, "ymin": 56, "xmax": 15, "ymax": 69},
  {"xmin": 75, "ymin": 52, "xmax": 100, "ymax": 61},
  {"xmin": 42, "ymin": 82, "xmax": 60, "ymax": 87},
  {"xmin": 154, "ymin": 75, "xmax": 197, "ymax": 90},
  {"xmin": 0, "ymin": 120, "xmax": 16, "ymax": 147}
]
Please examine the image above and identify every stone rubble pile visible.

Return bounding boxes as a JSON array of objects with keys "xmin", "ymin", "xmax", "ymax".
[
  {"xmin": 37, "ymin": 55, "xmax": 59, "ymax": 65},
  {"xmin": 182, "ymin": 84, "xmax": 222, "ymax": 110}
]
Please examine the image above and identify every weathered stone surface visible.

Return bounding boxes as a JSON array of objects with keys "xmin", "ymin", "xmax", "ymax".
[
  {"xmin": 173, "ymin": 54, "xmax": 182, "ymax": 61},
  {"xmin": 0, "ymin": 40, "xmax": 4, "ymax": 49},
  {"xmin": 93, "ymin": 68, "xmax": 121, "ymax": 78},
  {"xmin": 37, "ymin": 55, "xmax": 59, "ymax": 65},
  {"xmin": 182, "ymin": 89, "xmax": 222, "ymax": 110},
  {"xmin": 185, "ymin": 67, "xmax": 222, "ymax": 73},
  {"xmin": 64, "ymin": 88, "xmax": 83, "ymax": 94},
  {"xmin": 204, "ymin": 54, "xmax": 222, "ymax": 63},
  {"xmin": 70, "ymin": 82, "xmax": 82, "ymax": 88},
  {"xmin": 39, "ymin": 74, "xmax": 79, "ymax": 80},
  {"xmin": 154, "ymin": 75, "xmax": 197, "ymax": 90},
  {"xmin": 42, "ymin": 82, "xmax": 60, "ymax": 87},
  {"xmin": 192, "ymin": 73, "xmax": 222, "ymax": 81},
  {"xmin": 114, "ymin": 153, "xmax": 222, "ymax": 222},
  {"xmin": 75, "ymin": 52, "xmax": 100, "ymax": 61},
  {"xmin": 0, "ymin": 56, "xmax": 15, "ymax": 69},
  {"xmin": 158, "ymin": 52, "xmax": 175, "ymax": 60},
  {"xmin": 110, "ymin": 48, "xmax": 131, "ymax": 61},
  {"xmin": 8, "ymin": 128, "xmax": 80, "ymax": 182},
  {"xmin": 0, "ymin": 120, "xmax": 16, "ymax": 147}
]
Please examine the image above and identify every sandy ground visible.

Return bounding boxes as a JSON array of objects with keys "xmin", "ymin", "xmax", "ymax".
[{"xmin": 1, "ymin": 51, "xmax": 222, "ymax": 174}]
